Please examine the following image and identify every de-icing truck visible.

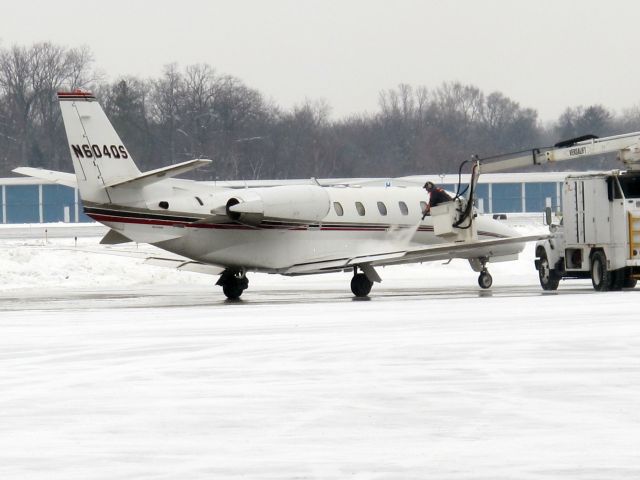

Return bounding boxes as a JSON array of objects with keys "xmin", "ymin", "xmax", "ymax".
[{"xmin": 476, "ymin": 131, "xmax": 640, "ymax": 291}]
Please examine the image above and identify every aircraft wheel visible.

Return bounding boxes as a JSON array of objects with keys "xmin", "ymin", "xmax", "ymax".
[
  {"xmin": 218, "ymin": 271, "xmax": 249, "ymax": 299},
  {"xmin": 478, "ymin": 271, "xmax": 492, "ymax": 289},
  {"xmin": 537, "ymin": 249, "xmax": 560, "ymax": 291},
  {"xmin": 223, "ymin": 282, "xmax": 244, "ymax": 300},
  {"xmin": 351, "ymin": 273, "xmax": 373, "ymax": 297},
  {"xmin": 590, "ymin": 250, "xmax": 610, "ymax": 292}
]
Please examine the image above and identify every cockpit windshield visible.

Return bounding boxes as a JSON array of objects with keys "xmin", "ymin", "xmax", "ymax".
[{"xmin": 617, "ymin": 174, "xmax": 640, "ymax": 198}]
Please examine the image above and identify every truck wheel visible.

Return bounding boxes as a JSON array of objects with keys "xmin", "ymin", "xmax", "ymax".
[
  {"xmin": 538, "ymin": 250, "xmax": 560, "ymax": 291},
  {"xmin": 591, "ymin": 251, "xmax": 610, "ymax": 292},
  {"xmin": 608, "ymin": 269, "xmax": 624, "ymax": 291},
  {"xmin": 624, "ymin": 270, "xmax": 637, "ymax": 289}
]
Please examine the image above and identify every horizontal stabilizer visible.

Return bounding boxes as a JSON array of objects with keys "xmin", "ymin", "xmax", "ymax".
[
  {"xmin": 105, "ymin": 159, "xmax": 212, "ymax": 189},
  {"xmin": 12, "ymin": 167, "xmax": 77, "ymax": 188},
  {"xmin": 100, "ymin": 229, "xmax": 132, "ymax": 245}
]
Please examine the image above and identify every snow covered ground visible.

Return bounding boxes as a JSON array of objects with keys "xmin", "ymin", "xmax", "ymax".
[{"xmin": 1, "ymin": 223, "xmax": 640, "ymax": 479}]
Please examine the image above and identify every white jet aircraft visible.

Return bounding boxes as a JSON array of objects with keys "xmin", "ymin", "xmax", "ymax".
[{"xmin": 15, "ymin": 91, "xmax": 543, "ymax": 299}]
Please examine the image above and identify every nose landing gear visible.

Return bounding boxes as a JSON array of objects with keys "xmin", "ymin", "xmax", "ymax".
[
  {"xmin": 469, "ymin": 257, "xmax": 493, "ymax": 289},
  {"xmin": 478, "ymin": 269, "xmax": 493, "ymax": 289}
]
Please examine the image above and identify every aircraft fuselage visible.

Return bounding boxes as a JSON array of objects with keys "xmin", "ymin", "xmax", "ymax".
[{"xmin": 85, "ymin": 183, "xmax": 521, "ymax": 273}]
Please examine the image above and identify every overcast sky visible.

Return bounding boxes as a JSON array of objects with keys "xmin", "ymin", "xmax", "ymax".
[{"xmin": 1, "ymin": 0, "xmax": 639, "ymax": 121}]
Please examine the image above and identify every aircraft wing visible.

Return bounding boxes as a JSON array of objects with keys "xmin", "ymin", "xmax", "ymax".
[
  {"xmin": 398, "ymin": 233, "xmax": 547, "ymax": 263},
  {"xmin": 283, "ymin": 251, "xmax": 407, "ymax": 275},
  {"xmin": 284, "ymin": 233, "xmax": 548, "ymax": 276}
]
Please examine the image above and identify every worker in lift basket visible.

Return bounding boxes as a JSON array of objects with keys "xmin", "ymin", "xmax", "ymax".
[{"xmin": 422, "ymin": 181, "xmax": 452, "ymax": 219}]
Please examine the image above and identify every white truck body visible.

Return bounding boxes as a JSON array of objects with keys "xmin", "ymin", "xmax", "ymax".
[{"xmin": 535, "ymin": 171, "xmax": 640, "ymax": 290}]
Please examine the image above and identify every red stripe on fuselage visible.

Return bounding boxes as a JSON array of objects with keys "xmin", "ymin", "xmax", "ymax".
[
  {"xmin": 88, "ymin": 210, "xmax": 516, "ymax": 237},
  {"xmin": 88, "ymin": 213, "xmax": 427, "ymax": 233},
  {"xmin": 87, "ymin": 213, "xmax": 256, "ymax": 230}
]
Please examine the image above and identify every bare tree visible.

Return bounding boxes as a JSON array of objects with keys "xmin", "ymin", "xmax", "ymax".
[
  {"xmin": 5, "ymin": 41, "xmax": 637, "ymax": 181},
  {"xmin": 101, "ymin": 77, "xmax": 154, "ymax": 170},
  {"xmin": 0, "ymin": 42, "xmax": 94, "ymax": 172},
  {"xmin": 553, "ymin": 105, "xmax": 615, "ymax": 169},
  {"xmin": 150, "ymin": 63, "xmax": 185, "ymax": 163},
  {"xmin": 556, "ymin": 105, "xmax": 613, "ymax": 139}
]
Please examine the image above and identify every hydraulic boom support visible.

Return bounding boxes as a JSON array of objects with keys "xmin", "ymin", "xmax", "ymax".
[{"xmin": 477, "ymin": 131, "xmax": 640, "ymax": 173}]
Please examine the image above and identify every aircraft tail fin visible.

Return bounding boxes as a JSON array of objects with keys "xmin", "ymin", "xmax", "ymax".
[{"xmin": 57, "ymin": 91, "xmax": 141, "ymax": 204}]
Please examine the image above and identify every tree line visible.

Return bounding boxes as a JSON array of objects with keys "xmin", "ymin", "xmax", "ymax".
[{"xmin": 1, "ymin": 42, "xmax": 639, "ymax": 180}]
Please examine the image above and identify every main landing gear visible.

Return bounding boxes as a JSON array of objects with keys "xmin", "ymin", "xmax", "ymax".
[
  {"xmin": 350, "ymin": 266, "xmax": 376, "ymax": 297},
  {"xmin": 217, "ymin": 269, "xmax": 249, "ymax": 300},
  {"xmin": 351, "ymin": 273, "xmax": 373, "ymax": 297}
]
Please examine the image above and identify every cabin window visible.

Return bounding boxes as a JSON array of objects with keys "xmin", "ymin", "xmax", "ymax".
[
  {"xmin": 159, "ymin": 201, "xmax": 169, "ymax": 209},
  {"xmin": 399, "ymin": 201, "xmax": 409, "ymax": 215},
  {"xmin": 377, "ymin": 201, "xmax": 387, "ymax": 216},
  {"xmin": 334, "ymin": 201, "xmax": 344, "ymax": 216},
  {"xmin": 420, "ymin": 201, "xmax": 427, "ymax": 214},
  {"xmin": 355, "ymin": 201, "xmax": 366, "ymax": 216},
  {"xmin": 195, "ymin": 196, "xmax": 204, "ymax": 206}
]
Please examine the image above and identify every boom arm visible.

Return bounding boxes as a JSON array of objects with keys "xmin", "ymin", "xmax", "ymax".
[{"xmin": 478, "ymin": 131, "xmax": 640, "ymax": 173}]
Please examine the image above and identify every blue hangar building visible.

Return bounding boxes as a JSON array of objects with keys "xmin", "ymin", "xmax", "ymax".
[{"xmin": 0, "ymin": 172, "xmax": 569, "ymax": 224}]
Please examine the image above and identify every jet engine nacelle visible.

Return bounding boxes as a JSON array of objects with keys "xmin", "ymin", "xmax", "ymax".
[{"xmin": 225, "ymin": 185, "xmax": 331, "ymax": 226}]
